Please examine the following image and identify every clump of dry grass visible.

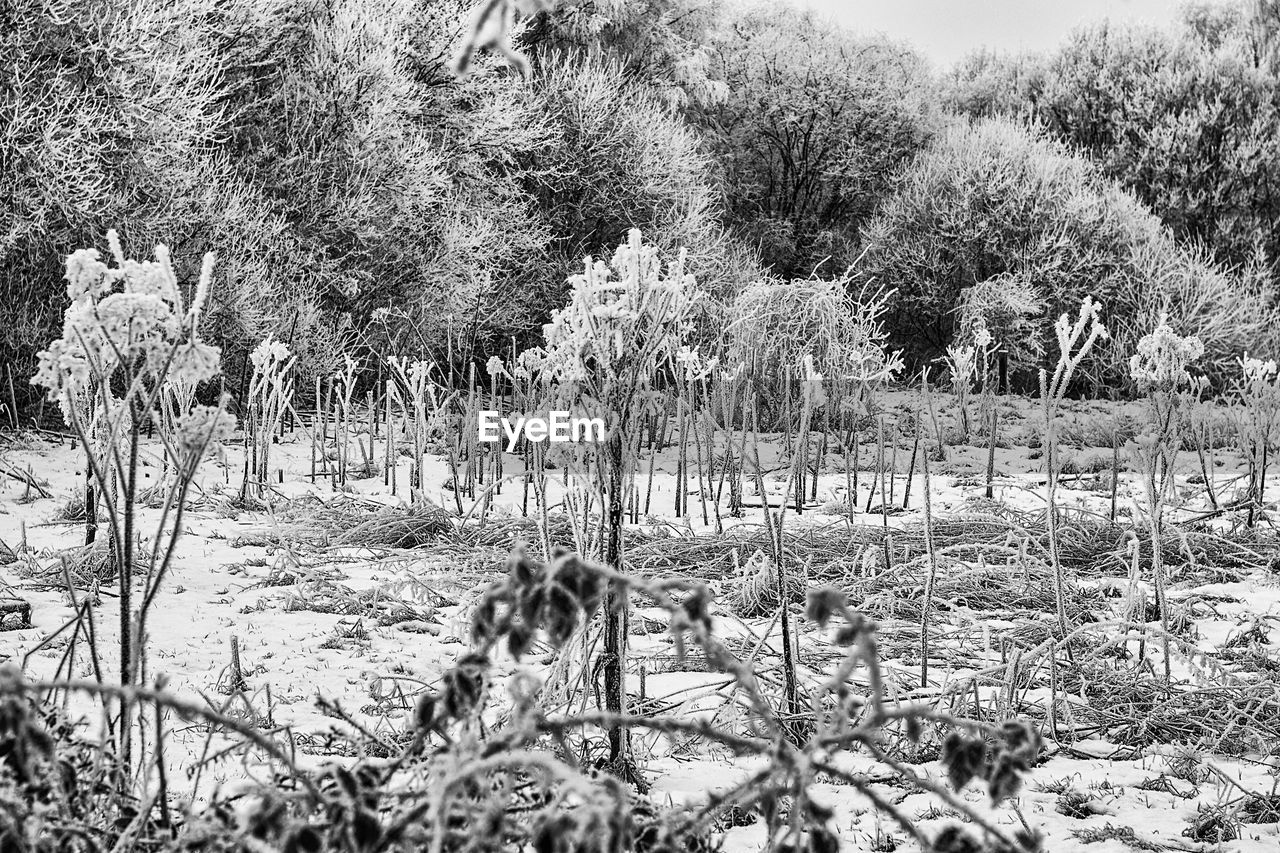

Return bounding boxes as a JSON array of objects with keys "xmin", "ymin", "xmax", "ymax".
[
  {"xmin": 1071, "ymin": 824, "xmax": 1164, "ymax": 850},
  {"xmin": 724, "ymin": 549, "xmax": 805, "ymax": 617},
  {"xmin": 1241, "ymin": 794, "xmax": 1280, "ymax": 824},
  {"xmin": 1075, "ymin": 673, "xmax": 1280, "ymax": 753},
  {"xmin": 52, "ymin": 495, "xmax": 90, "ymax": 523},
  {"xmin": 856, "ymin": 559, "xmax": 1104, "ymax": 623},
  {"xmin": 628, "ymin": 512, "xmax": 1276, "ymax": 596},
  {"xmin": 20, "ymin": 541, "xmax": 152, "ymax": 588},
  {"xmin": 335, "ymin": 502, "xmax": 455, "ymax": 549},
  {"xmin": 1183, "ymin": 805, "xmax": 1239, "ymax": 844},
  {"xmin": 282, "ymin": 578, "xmax": 436, "ymax": 626},
  {"xmin": 234, "ymin": 498, "xmax": 602, "ymax": 558},
  {"xmin": 462, "ymin": 515, "xmax": 580, "ymax": 549},
  {"xmin": 0, "ymin": 595, "xmax": 31, "ymax": 631},
  {"xmin": 229, "ymin": 495, "xmax": 457, "ymax": 550}
]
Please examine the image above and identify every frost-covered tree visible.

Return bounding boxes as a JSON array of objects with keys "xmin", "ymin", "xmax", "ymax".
[
  {"xmin": 945, "ymin": 5, "xmax": 1280, "ymax": 286},
  {"xmin": 514, "ymin": 56, "xmax": 758, "ymax": 320},
  {"xmin": 696, "ymin": 3, "xmax": 938, "ymax": 279},
  {"xmin": 519, "ymin": 0, "xmax": 726, "ymax": 106}
]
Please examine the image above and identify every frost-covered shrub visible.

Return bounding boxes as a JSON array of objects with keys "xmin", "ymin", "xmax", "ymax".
[
  {"xmin": 947, "ymin": 13, "xmax": 1280, "ymax": 284},
  {"xmin": 513, "ymin": 57, "xmax": 758, "ymax": 324},
  {"xmin": 1107, "ymin": 241, "xmax": 1278, "ymax": 391},
  {"xmin": 201, "ymin": 0, "xmax": 554, "ymax": 376},
  {"xmin": 858, "ymin": 121, "xmax": 1145, "ymax": 375},
  {"xmin": 957, "ymin": 272, "xmax": 1046, "ymax": 379},
  {"xmin": 725, "ymin": 276, "xmax": 901, "ymax": 415},
  {"xmin": 858, "ymin": 119, "xmax": 1275, "ymax": 392}
]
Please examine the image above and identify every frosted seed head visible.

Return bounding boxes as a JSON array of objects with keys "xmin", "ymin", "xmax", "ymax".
[{"xmin": 1129, "ymin": 318, "xmax": 1203, "ymax": 389}]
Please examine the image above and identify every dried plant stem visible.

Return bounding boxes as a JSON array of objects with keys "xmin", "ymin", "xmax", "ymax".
[
  {"xmin": 887, "ymin": 423, "xmax": 898, "ymax": 507},
  {"xmin": 691, "ymin": 394, "xmax": 709, "ymax": 526},
  {"xmin": 1110, "ymin": 426, "xmax": 1120, "ymax": 521},
  {"xmin": 4, "ymin": 363, "xmax": 17, "ymax": 429},
  {"xmin": 750, "ymin": 402, "xmax": 779, "ymax": 552},
  {"xmin": 385, "ymin": 381, "xmax": 397, "ymax": 495},
  {"xmin": 865, "ymin": 419, "xmax": 882, "ymax": 514},
  {"xmin": 1194, "ymin": 419, "xmax": 1218, "ymax": 511},
  {"xmin": 844, "ymin": 443, "xmax": 855, "ymax": 522},
  {"xmin": 810, "ymin": 414, "xmax": 826, "ymax": 505},
  {"xmin": 984, "ymin": 407, "xmax": 998, "ymax": 500},
  {"xmin": 919, "ymin": 419, "xmax": 938, "ymax": 689},
  {"xmin": 894, "ymin": 419, "xmax": 915, "ymax": 510}
]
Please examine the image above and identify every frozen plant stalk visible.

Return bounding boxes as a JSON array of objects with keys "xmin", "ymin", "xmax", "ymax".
[
  {"xmin": 241, "ymin": 337, "xmax": 295, "ymax": 501},
  {"xmin": 944, "ymin": 335, "xmax": 981, "ymax": 440},
  {"xmin": 1128, "ymin": 316, "xmax": 1203, "ymax": 681},
  {"xmin": 1040, "ymin": 297, "xmax": 1108, "ymax": 636},
  {"xmin": 33, "ymin": 231, "xmax": 230, "ymax": 778},
  {"xmin": 519, "ymin": 228, "xmax": 701, "ymax": 779},
  {"xmin": 1232, "ymin": 354, "xmax": 1280, "ymax": 527}
]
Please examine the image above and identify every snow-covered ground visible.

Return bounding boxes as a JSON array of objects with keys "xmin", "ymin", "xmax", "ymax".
[{"xmin": 2, "ymin": 391, "xmax": 1278, "ymax": 851}]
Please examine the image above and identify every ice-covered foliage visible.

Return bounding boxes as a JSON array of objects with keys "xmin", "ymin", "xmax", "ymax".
[
  {"xmin": 523, "ymin": 229, "xmax": 702, "ymax": 394},
  {"xmin": 34, "ymin": 231, "xmax": 222, "ymax": 426},
  {"xmin": 1128, "ymin": 317, "xmax": 1205, "ymax": 389},
  {"xmin": 727, "ymin": 277, "xmax": 902, "ymax": 391}
]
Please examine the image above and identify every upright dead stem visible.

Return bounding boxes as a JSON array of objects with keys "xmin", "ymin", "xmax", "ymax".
[{"xmin": 1040, "ymin": 298, "xmax": 1108, "ymax": 636}]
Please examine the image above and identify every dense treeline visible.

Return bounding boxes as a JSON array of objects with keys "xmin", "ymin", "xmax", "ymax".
[
  {"xmin": 945, "ymin": 0, "xmax": 1280, "ymax": 281},
  {"xmin": 3, "ymin": 0, "xmax": 1279, "ymax": 409}
]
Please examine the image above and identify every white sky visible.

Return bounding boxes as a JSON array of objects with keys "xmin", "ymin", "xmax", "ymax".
[{"xmin": 801, "ymin": 0, "xmax": 1229, "ymax": 65}]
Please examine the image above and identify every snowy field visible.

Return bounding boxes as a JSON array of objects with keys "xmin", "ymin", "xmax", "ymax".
[{"xmin": 4, "ymin": 389, "xmax": 1278, "ymax": 852}]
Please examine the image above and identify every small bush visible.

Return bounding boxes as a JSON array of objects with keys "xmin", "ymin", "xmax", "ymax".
[{"xmin": 725, "ymin": 275, "xmax": 901, "ymax": 419}]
